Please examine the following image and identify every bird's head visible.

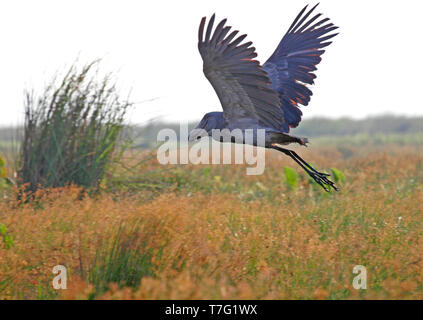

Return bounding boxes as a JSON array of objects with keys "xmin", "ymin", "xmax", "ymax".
[{"xmin": 188, "ymin": 112, "xmax": 225, "ymax": 142}]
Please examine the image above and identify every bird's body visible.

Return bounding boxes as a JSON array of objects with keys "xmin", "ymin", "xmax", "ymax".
[
  {"xmin": 190, "ymin": 111, "xmax": 307, "ymax": 146},
  {"xmin": 189, "ymin": 4, "xmax": 339, "ymax": 191}
]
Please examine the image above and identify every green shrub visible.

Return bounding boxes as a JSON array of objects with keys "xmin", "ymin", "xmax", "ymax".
[
  {"xmin": 0, "ymin": 223, "xmax": 14, "ymax": 249},
  {"xmin": 331, "ymin": 168, "xmax": 346, "ymax": 183},
  {"xmin": 0, "ymin": 157, "xmax": 5, "ymax": 178},
  {"xmin": 0, "ymin": 157, "xmax": 9, "ymax": 189},
  {"xmin": 283, "ymin": 166, "xmax": 298, "ymax": 190},
  {"xmin": 18, "ymin": 60, "xmax": 131, "ymax": 193}
]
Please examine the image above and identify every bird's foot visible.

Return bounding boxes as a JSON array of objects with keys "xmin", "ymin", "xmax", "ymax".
[
  {"xmin": 292, "ymin": 153, "xmax": 337, "ymax": 191},
  {"xmin": 272, "ymin": 145, "xmax": 337, "ymax": 192},
  {"xmin": 306, "ymin": 167, "xmax": 337, "ymax": 192}
]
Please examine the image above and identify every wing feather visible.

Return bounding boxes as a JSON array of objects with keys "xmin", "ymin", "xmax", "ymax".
[
  {"xmin": 263, "ymin": 4, "xmax": 338, "ymax": 132},
  {"xmin": 198, "ymin": 14, "xmax": 285, "ymax": 130}
]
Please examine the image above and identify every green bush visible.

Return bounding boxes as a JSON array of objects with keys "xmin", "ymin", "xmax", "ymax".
[
  {"xmin": 331, "ymin": 168, "xmax": 345, "ymax": 183},
  {"xmin": 0, "ymin": 223, "xmax": 14, "ymax": 249},
  {"xmin": 0, "ymin": 157, "xmax": 9, "ymax": 189},
  {"xmin": 18, "ymin": 60, "xmax": 131, "ymax": 193},
  {"xmin": 0, "ymin": 157, "xmax": 5, "ymax": 178},
  {"xmin": 283, "ymin": 166, "xmax": 298, "ymax": 190}
]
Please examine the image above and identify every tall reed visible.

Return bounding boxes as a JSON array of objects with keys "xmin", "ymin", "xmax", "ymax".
[{"xmin": 19, "ymin": 60, "xmax": 131, "ymax": 192}]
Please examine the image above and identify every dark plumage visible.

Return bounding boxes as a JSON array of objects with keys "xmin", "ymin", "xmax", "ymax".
[
  {"xmin": 263, "ymin": 3, "xmax": 338, "ymax": 131},
  {"xmin": 189, "ymin": 4, "xmax": 339, "ymax": 191}
]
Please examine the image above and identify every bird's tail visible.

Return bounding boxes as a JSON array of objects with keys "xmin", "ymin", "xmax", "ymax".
[{"xmin": 270, "ymin": 132, "xmax": 309, "ymax": 146}]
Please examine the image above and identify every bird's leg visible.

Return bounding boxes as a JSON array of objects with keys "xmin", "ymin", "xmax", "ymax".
[
  {"xmin": 271, "ymin": 145, "xmax": 338, "ymax": 192},
  {"xmin": 287, "ymin": 149, "xmax": 330, "ymax": 177}
]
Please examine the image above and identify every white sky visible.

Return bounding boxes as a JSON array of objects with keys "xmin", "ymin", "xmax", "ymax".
[{"xmin": 1, "ymin": 0, "xmax": 422, "ymax": 126}]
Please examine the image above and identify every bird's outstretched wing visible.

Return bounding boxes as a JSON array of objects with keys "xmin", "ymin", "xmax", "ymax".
[
  {"xmin": 263, "ymin": 4, "xmax": 338, "ymax": 132},
  {"xmin": 198, "ymin": 14, "xmax": 285, "ymax": 130}
]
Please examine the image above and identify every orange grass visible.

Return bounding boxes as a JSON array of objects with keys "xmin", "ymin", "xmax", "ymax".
[{"xmin": 1, "ymin": 145, "xmax": 423, "ymax": 299}]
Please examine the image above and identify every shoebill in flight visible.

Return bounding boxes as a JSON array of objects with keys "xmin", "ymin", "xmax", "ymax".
[{"xmin": 188, "ymin": 4, "xmax": 339, "ymax": 191}]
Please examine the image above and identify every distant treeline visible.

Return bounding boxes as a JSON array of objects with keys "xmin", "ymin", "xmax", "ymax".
[
  {"xmin": 2, "ymin": 115, "xmax": 423, "ymax": 148},
  {"xmin": 125, "ymin": 115, "xmax": 423, "ymax": 147},
  {"xmin": 291, "ymin": 115, "xmax": 423, "ymax": 137}
]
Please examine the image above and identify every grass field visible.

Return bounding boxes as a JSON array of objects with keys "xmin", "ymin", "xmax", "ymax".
[{"xmin": 1, "ymin": 143, "xmax": 423, "ymax": 299}]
